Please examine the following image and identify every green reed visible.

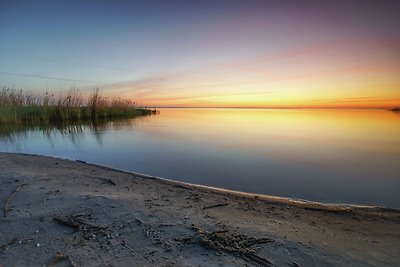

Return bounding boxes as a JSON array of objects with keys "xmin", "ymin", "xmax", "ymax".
[{"xmin": 0, "ymin": 88, "xmax": 154, "ymax": 125}]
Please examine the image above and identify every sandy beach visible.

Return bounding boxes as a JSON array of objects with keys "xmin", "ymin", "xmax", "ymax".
[{"xmin": 0, "ymin": 152, "xmax": 399, "ymax": 266}]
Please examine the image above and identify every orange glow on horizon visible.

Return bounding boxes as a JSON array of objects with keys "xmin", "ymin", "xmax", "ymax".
[
  {"xmin": 119, "ymin": 85, "xmax": 400, "ymax": 109},
  {"xmin": 103, "ymin": 37, "xmax": 400, "ymax": 109}
]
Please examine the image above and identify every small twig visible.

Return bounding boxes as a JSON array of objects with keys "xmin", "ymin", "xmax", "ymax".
[
  {"xmin": 72, "ymin": 217, "xmax": 106, "ymax": 230},
  {"xmin": 159, "ymin": 222, "xmax": 178, "ymax": 227},
  {"xmin": 210, "ymin": 229, "xmax": 229, "ymax": 235},
  {"xmin": 84, "ymin": 195, "xmax": 108, "ymax": 200},
  {"xmin": 97, "ymin": 177, "xmax": 116, "ymax": 186},
  {"xmin": 46, "ymin": 252, "xmax": 67, "ymax": 267},
  {"xmin": 54, "ymin": 216, "xmax": 80, "ymax": 230},
  {"xmin": 202, "ymin": 203, "xmax": 228, "ymax": 210},
  {"xmin": 38, "ymin": 178, "xmax": 51, "ymax": 181},
  {"xmin": 122, "ymin": 242, "xmax": 136, "ymax": 253},
  {"xmin": 4, "ymin": 184, "xmax": 22, "ymax": 218},
  {"xmin": 0, "ymin": 238, "xmax": 18, "ymax": 252},
  {"xmin": 68, "ymin": 255, "xmax": 77, "ymax": 267},
  {"xmin": 121, "ymin": 241, "xmax": 149, "ymax": 263},
  {"xmin": 136, "ymin": 217, "xmax": 144, "ymax": 225}
]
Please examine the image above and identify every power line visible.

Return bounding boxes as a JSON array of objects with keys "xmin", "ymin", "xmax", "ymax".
[
  {"xmin": 0, "ymin": 71, "xmax": 97, "ymax": 83},
  {"xmin": 31, "ymin": 58, "xmax": 133, "ymax": 72}
]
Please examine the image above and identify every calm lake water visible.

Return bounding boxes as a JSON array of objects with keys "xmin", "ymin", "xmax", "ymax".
[{"xmin": 1, "ymin": 108, "xmax": 399, "ymax": 207}]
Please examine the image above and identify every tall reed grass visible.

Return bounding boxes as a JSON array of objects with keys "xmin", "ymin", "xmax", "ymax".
[{"xmin": 0, "ymin": 88, "xmax": 154, "ymax": 125}]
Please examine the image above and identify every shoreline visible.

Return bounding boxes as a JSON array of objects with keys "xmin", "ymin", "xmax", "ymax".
[
  {"xmin": 5, "ymin": 152, "xmax": 400, "ymax": 215},
  {"xmin": 1, "ymin": 152, "xmax": 399, "ymax": 266}
]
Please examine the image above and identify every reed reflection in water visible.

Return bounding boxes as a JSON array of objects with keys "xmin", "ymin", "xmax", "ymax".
[
  {"xmin": 0, "ymin": 108, "xmax": 399, "ymax": 207},
  {"xmin": 0, "ymin": 117, "xmax": 148, "ymax": 149}
]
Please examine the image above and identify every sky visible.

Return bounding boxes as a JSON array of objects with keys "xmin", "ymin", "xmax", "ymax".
[{"xmin": 1, "ymin": 0, "xmax": 400, "ymax": 108}]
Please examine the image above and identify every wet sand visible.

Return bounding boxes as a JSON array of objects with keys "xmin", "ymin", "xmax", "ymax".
[{"xmin": 0, "ymin": 153, "xmax": 399, "ymax": 266}]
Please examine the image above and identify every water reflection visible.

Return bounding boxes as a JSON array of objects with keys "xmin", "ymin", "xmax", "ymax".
[
  {"xmin": 0, "ymin": 117, "xmax": 147, "ymax": 148},
  {"xmin": 0, "ymin": 108, "xmax": 399, "ymax": 207}
]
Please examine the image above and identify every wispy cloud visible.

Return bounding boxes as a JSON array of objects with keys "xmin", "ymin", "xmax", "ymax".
[
  {"xmin": 312, "ymin": 96, "xmax": 400, "ymax": 103},
  {"xmin": 75, "ymin": 35, "xmax": 400, "ymax": 108}
]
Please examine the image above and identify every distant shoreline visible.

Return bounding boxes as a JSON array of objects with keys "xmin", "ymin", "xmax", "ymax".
[{"xmin": 150, "ymin": 106, "xmax": 392, "ymax": 110}]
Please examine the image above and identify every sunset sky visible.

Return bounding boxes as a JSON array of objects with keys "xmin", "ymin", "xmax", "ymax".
[{"xmin": 1, "ymin": 0, "xmax": 399, "ymax": 108}]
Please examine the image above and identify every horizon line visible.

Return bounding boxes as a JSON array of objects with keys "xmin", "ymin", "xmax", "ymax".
[{"xmin": 148, "ymin": 106, "xmax": 395, "ymax": 110}]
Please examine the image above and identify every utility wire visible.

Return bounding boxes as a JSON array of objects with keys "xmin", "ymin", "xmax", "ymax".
[{"xmin": 0, "ymin": 71, "xmax": 97, "ymax": 83}]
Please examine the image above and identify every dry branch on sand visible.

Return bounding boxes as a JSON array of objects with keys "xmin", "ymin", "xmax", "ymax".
[
  {"xmin": 177, "ymin": 225, "xmax": 275, "ymax": 267},
  {"xmin": 53, "ymin": 216, "xmax": 80, "ymax": 230},
  {"xmin": 3, "ymin": 183, "xmax": 22, "ymax": 218},
  {"xmin": 54, "ymin": 214, "xmax": 106, "ymax": 231},
  {"xmin": 0, "ymin": 238, "xmax": 18, "ymax": 253},
  {"xmin": 202, "ymin": 203, "xmax": 228, "ymax": 210}
]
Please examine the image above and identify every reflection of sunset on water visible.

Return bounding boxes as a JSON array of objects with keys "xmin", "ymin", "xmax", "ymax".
[{"xmin": 1, "ymin": 108, "xmax": 399, "ymax": 207}]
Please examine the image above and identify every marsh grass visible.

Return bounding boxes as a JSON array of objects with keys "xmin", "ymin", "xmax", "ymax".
[{"xmin": 0, "ymin": 88, "xmax": 153, "ymax": 125}]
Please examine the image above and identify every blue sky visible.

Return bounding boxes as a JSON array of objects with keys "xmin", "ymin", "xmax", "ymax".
[{"xmin": 1, "ymin": 0, "xmax": 400, "ymax": 107}]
